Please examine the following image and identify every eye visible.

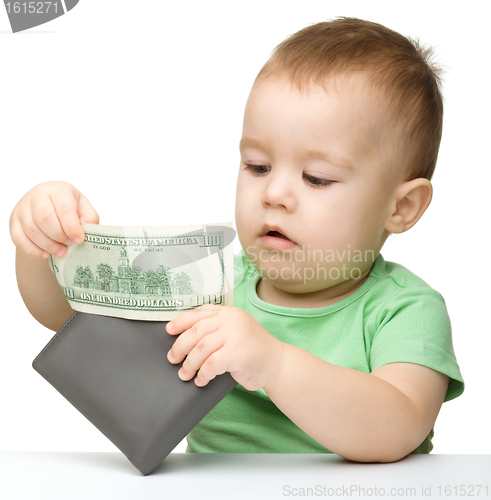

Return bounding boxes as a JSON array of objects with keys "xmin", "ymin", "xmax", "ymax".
[
  {"xmin": 303, "ymin": 173, "xmax": 334, "ymax": 188},
  {"xmin": 244, "ymin": 163, "xmax": 270, "ymax": 175}
]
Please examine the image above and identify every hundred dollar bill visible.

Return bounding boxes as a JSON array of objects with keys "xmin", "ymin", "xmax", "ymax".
[{"xmin": 50, "ymin": 222, "xmax": 235, "ymax": 321}]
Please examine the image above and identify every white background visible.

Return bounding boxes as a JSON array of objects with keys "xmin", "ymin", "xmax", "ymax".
[{"xmin": 1, "ymin": 0, "xmax": 489, "ymax": 457}]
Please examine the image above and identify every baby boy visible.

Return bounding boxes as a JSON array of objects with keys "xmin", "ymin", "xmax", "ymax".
[{"xmin": 10, "ymin": 17, "xmax": 464, "ymax": 462}]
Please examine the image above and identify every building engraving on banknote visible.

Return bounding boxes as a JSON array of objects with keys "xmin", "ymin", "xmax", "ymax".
[
  {"xmin": 72, "ymin": 245, "xmax": 193, "ymax": 297},
  {"xmin": 50, "ymin": 223, "xmax": 235, "ymax": 321}
]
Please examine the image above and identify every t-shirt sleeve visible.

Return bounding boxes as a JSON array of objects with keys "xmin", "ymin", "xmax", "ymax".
[{"xmin": 369, "ymin": 287, "xmax": 464, "ymax": 402}]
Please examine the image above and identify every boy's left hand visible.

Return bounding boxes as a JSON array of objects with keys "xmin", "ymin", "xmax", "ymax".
[{"xmin": 166, "ymin": 305, "xmax": 284, "ymax": 391}]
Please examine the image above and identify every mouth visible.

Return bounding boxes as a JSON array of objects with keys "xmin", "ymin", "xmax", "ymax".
[
  {"xmin": 259, "ymin": 225, "xmax": 297, "ymax": 249},
  {"xmin": 266, "ymin": 230, "xmax": 290, "ymax": 240}
]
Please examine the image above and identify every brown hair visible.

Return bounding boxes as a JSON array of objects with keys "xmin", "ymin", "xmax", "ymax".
[{"xmin": 253, "ymin": 18, "xmax": 444, "ymax": 181}]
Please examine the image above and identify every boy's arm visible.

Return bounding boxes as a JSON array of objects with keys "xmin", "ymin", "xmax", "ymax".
[
  {"xmin": 167, "ymin": 305, "xmax": 449, "ymax": 462},
  {"xmin": 15, "ymin": 250, "xmax": 74, "ymax": 331},
  {"xmin": 264, "ymin": 344, "xmax": 449, "ymax": 463},
  {"xmin": 10, "ymin": 181, "xmax": 99, "ymax": 331}
]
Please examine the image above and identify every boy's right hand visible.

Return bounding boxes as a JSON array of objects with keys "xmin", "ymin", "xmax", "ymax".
[{"xmin": 9, "ymin": 181, "xmax": 99, "ymax": 259}]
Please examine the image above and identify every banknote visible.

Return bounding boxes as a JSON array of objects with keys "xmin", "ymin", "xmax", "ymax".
[{"xmin": 50, "ymin": 222, "xmax": 235, "ymax": 321}]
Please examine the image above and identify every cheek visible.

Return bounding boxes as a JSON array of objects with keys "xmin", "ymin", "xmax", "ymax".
[
  {"xmin": 235, "ymin": 174, "xmax": 248, "ymax": 206},
  {"xmin": 304, "ymin": 191, "xmax": 348, "ymax": 228},
  {"xmin": 304, "ymin": 191, "xmax": 368, "ymax": 248},
  {"xmin": 342, "ymin": 190, "xmax": 388, "ymax": 246},
  {"xmin": 235, "ymin": 175, "xmax": 255, "ymax": 239}
]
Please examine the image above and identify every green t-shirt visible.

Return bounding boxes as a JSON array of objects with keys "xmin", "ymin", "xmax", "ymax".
[{"xmin": 186, "ymin": 251, "xmax": 464, "ymax": 454}]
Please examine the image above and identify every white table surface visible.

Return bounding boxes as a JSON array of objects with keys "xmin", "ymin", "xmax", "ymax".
[{"xmin": 1, "ymin": 452, "xmax": 490, "ymax": 500}]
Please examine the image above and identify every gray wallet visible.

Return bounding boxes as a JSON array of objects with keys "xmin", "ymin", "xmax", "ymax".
[{"xmin": 32, "ymin": 311, "xmax": 237, "ymax": 475}]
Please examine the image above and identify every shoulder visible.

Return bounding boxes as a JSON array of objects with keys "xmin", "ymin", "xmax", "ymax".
[
  {"xmin": 367, "ymin": 254, "xmax": 450, "ymax": 335},
  {"xmin": 367, "ymin": 254, "xmax": 448, "ymax": 319},
  {"xmin": 369, "ymin": 254, "xmax": 441, "ymax": 294},
  {"xmin": 367, "ymin": 255, "xmax": 464, "ymax": 402}
]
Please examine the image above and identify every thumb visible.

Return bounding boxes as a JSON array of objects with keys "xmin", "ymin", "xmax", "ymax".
[{"xmin": 78, "ymin": 194, "xmax": 100, "ymax": 225}]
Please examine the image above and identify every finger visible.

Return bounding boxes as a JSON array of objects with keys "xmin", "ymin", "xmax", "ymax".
[
  {"xmin": 50, "ymin": 190, "xmax": 86, "ymax": 243},
  {"xmin": 17, "ymin": 211, "xmax": 68, "ymax": 257},
  {"xmin": 178, "ymin": 332, "xmax": 224, "ymax": 382},
  {"xmin": 78, "ymin": 194, "xmax": 100, "ymax": 225},
  {"xmin": 168, "ymin": 316, "xmax": 220, "ymax": 363},
  {"xmin": 10, "ymin": 216, "xmax": 51, "ymax": 259},
  {"xmin": 166, "ymin": 304, "xmax": 221, "ymax": 335},
  {"xmin": 194, "ymin": 350, "xmax": 229, "ymax": 387},
  {"xmin": 31, "ymin": 194, "xmax": 70, "ymax": 245}
]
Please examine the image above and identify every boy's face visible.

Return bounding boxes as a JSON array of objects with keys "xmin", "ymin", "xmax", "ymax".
[{"xmin": 235, "ymin": 75, "xmax": 402, "ymax": 303}]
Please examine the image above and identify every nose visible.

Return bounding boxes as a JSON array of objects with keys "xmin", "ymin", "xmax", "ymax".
[{"xmin": 261, "ymin": 171, "xmax": 297, "ymax": 211}]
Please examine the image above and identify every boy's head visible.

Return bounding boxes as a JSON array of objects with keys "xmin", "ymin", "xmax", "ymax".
[
  {"xmin": 252, "ymin": 17, "xmax": 444, "ymax": 183},
  {"xmin": 235, "ymin": 18, "xmax": 443, "ymax": 304}
]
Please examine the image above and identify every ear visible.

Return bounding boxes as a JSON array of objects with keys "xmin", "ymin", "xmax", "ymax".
[{"xmin": 384, "ymin": 178, "xmax": 433, "ymax": 234}]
